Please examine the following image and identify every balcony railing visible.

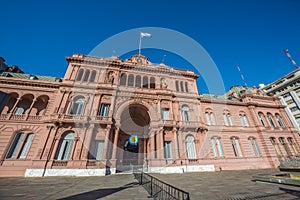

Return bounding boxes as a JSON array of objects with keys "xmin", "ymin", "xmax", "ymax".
[
  {"xmin": 86, "ymin": 160, "xmax": 106, "ymax": 166},
  {"xmin": 95, "ymin": 116, "xmax": 111, "ymax": 121},
  {"xmin": 10, "ymin": 114, "xmax": 26, "ymax": 121},
  {"xmin": 0, "ymin": 114, "xmax": 8, "ymax": 120},
  {"xmin": 52, "ymin": 160, "xmax": 68, "ymax": 166}
]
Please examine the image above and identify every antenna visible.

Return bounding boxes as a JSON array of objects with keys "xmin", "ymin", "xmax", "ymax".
[
  {"xmin": 236, "ymin": 64, "xmax": 248, "ymax": 87},
  {"xmin": 284, "ymin": 49, "xmax": 299, "ymax": 69}
]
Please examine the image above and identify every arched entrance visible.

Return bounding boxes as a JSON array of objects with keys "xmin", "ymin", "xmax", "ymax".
[{"xmin": 116, "ymin": 104, "xmax": 150, "ymax": 172}]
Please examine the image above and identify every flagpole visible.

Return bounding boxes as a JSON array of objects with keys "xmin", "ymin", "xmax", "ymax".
[{"xmin": 138, "ymin": 32, "xmax": 142, "ymax": 55}]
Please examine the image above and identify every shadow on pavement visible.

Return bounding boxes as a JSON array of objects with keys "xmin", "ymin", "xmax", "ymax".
[
  {"xmin": 279, "ymin": 187, "xmax": 300, "ymax": 197},
  {"xmin": 58, "ymin": 182, "xmax": 140, "ymax": 200}
]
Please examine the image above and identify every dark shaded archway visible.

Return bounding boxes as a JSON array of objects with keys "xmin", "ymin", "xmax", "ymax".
[{"xmin": 116, "ymin": 104, "xmax": 150, "ymax": 171}]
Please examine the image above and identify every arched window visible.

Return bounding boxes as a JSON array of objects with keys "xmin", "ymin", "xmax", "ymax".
[
  {"xmin": 175, "ymin": 81, "xmax": 179, "ymax": 92},
  {"xmin": 275, "ymin": 114, "xmax": 285, "ymax": 128},
  {"xmin": 135, "ymin": 75, "xmax": 141, "ymax": 88},
  {"xmin": 90, "ymin": 70, "xmax": 96, "ymax": 82},
  {"xmin": 248, "ymin": 137, "xmax": 261, "ymax": 157},
  {"xmin": 279, "ymin": 137, "xmax": 292, "ymax": 157},
  {"xmin": 120, "ymin": 73, "xmax": 127, "ymax": 86},
  {"xmin": 55, "ymin": 131, "xmax": 75, "ymax": 160},
  {"xmin": 230, "ymin": 137, "xmax": 243, "ymax": 157},
  {"xmin": 223, "ymin": 113, "xmax": 229, "ymax": 126},
  {"xmin": 69, "ymin": 96, "xmax": 85, "ymax": 115},
  {"xmin": 180, "ymin": 81, "xmax": 184, "ymax": 92},
  {"xmin": 128, "ymin": 74, "xmax": 134, "ymax": 87},
  {"xmin": 270, "ymin": 137, "xmax": 282, "ymax": 158},
  {"xmin": 287, "ymin": 137, "xmax": 298, "ymax": 155},
  {"xmin": 185, "ymin": 82, "xmax": 189, "ymax": 92},
  {"xmin": 228, "ymin": 114, "xmax": 234, "ymax": 126},
  {"xmin": 182, "ymin": 105, "xmax": 190, "ymax": 122},
  {"xmin": 143, "ymin": 76, "xmax": 148, "ymax": 88},
  {"xmin": 210, "ymin": 113, "xmax": 216, "ymax": 125},
  {"xmin": 267, "ymin": 113, "xmax": 276, "ymax": 128},
  {"xmin": 211, "ymin": 137, "xmax": 224, "ymax": 158},
  {"xmin": 150, "ymin": 77, "xmax": 155, "ymax": 89},
  {"xmin": 258, "ymin": 112, "xmax": 267, "ymax": 127},
  {"xmin": 83, "ymin": 69, "xmax": 90, "ymax": 82},
  {"xmin": 239, "ymin": 114, "xmax": 249, "ymax": 127},
  {"xmin": 6, "ymin": 132, "xmax": 34, "ymax": 159},
  {"xmin": 76, "ymin": 69, "xmax": 84, "ymax": 81},
  {"xmin": 205, "ymin": 111, "xmax": 216, "ymax": 125},
  {"xmin": 186, "ymin": 135, "xmax": 196, "ymax": 159}
]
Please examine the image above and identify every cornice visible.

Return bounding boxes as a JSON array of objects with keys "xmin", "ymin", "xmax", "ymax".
[
  {"xmin": 0, "ymin": 77, "xmax": 60, "ymax": 89},
  {"xmin": 66, "ymin": 55, "xmax": 199, "ymax": 79}
]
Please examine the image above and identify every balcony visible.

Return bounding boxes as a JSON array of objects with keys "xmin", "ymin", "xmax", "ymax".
[
  {"xmin": 162, "ymin": 120, "xmax": 176, "ymax": 128},
  {"xmin": 94, "ymin": 116, "xmax": 112, "ymax": 125},
  {"xmin": 178, "ymin": 121, "xmax": 205, "ymax": 131},
  {"xmin": 86, "ymin": 160, "xmax": 106, "ymax": 167}
]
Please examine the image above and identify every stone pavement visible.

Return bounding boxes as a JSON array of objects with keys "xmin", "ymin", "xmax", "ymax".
[
  {"xmin": 0, "ymin": 174, "xmax": 152, "ymax": 200},
  {"xmin": 152, "ymin": 169, "xmax": 300, "ymax": 200},
  {"xmin": 0, "ymin": 169, "xmax": 299, "ymax": 200}
]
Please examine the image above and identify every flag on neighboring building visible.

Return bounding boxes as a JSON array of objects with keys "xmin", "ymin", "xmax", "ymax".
[{"xmin": 140, "ymin": 32, "xmax": 152, "ymax": 38}]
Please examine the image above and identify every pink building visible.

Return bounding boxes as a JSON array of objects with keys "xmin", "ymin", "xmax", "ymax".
[{"xmin": 0, "ymin": 54, "xmax": 299, "ymax": 177}]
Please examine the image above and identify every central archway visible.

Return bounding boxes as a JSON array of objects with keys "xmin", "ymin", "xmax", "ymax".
[{"xmin": 116, "ymin": 104, "xmax": 150, "ymax": 172}]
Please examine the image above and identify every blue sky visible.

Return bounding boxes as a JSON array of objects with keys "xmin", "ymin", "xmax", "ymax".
[{"xmin": 1, "ymin": 0, "xmax": 300, "ymax": 94}]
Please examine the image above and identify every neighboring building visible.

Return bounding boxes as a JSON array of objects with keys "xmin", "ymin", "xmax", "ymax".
[
  {"xmin": 0, "ymin": 54, "xmax": 299, "ymax": 177},
  {"xmin": 261, "ymin": 68, "xmax": 300, "ymax": 134},
  {"xmin": 0, "ymin": 56, "xmax": 24, "ymax": 74}
]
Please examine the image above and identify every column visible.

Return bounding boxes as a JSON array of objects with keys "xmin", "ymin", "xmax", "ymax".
[
  {"xmin": 157, "ymin": 129, "xmax": 164, "ymax": 159},
  {"xmin": 177, "ymin": 130, "xmax": 185, "ymax": 159},
  {"xmin": 111, "ymin": 126, "xmax": 120, "ymax": 160},
  {"xmin": 43, "ymin": 100, "xmax": 51, "ymax": 115},
  {"xmin": 172, "ymin": 128, "xmax": 179, "ymax": 160},
  {"xmin": 102, "ymin": 125, "xmax": 111, "ymax": 160},
  {"xmin": 149, "ymin": 131, "xmax": 156, "ymax": 159},
  {"xmin": 9, "ymin": 97, "xmax": 21, "ymax": 115},
  {"xmin": 26, "ymin": 98, "xmax": 37, "ymax": 115},
  {"xmin": 50, "ymin": 136, "xmax": 60, "ymax": 160},
  {"xmin": 248, "ymin": 105, "xmax": 260, "ymax": 126}
]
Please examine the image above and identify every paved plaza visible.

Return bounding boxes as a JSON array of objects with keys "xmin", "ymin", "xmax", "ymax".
[
  {"xmin": 0, "ymin": 169, "xmax": 299, "ymax": 199},
  {"xmin": 154, "ymin": 169, "xmax": 300, "ymax": 200}
]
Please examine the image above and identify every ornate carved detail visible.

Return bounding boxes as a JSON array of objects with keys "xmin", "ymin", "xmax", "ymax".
[
  {"xmin": 161, "ymin": 78, "xmax": 168, "ymax": 89},
  {"xmin": 105, "ymin": 71, "xmax": 115, "ymax": 84}
]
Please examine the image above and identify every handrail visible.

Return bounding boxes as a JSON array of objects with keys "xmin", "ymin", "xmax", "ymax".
[{"xmin": 134, "ymin": 171, "xmax": 190, "ymax": 200}]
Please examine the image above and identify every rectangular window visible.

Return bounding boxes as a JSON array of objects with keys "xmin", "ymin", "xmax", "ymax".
[
  {"xmin": 90, "ymin": 140, "xmax": 104, "ymax": 160},
  {"xmin": 99, "ymin": 104, "xmax": 110, "ymax": 116},
  {"xmin": 162, "ymin": 108, "xmax": 169, "ymax": 120},
  {"xmin": 164, "ymin": 141, "xmax": 173, "ymax": 159}
]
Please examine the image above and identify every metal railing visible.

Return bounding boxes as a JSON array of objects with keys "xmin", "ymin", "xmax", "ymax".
[{"xmin": 134, "ymin": 171, "xmax": 190, "ymax": 200}]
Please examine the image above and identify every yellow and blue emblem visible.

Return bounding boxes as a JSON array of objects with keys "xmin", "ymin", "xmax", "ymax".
[{"xmin": 128, "ymin": 134, "xmax": 138, "ymax": 146}]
